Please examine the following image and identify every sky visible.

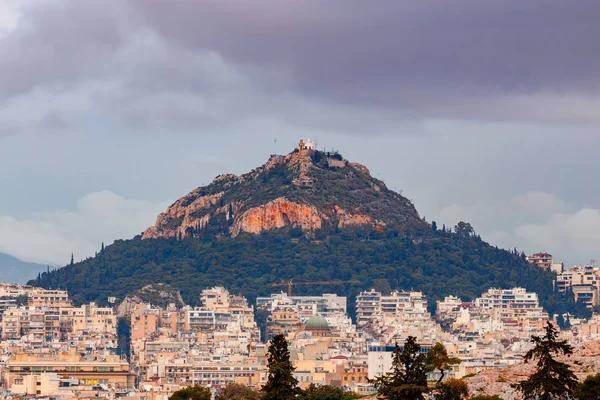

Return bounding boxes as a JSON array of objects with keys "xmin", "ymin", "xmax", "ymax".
[{"xmin": 1, "ymin": 0, "xmax": 599, "ymax": 267}]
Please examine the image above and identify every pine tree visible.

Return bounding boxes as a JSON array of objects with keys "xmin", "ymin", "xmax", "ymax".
[
  {"xmin": 371, "ymin": 336, "xmax": 428, "ymax": 400},
  {"xmin": 70, "ymin": 253, "xmax": 74, "ymax": 266},
  {"xmin": 517, "ymin": 322, "xmax": 578, "ymax": 400},
  {"xmin": 262, "ymin": 334, "xmax": 299, "ymax": 400}
]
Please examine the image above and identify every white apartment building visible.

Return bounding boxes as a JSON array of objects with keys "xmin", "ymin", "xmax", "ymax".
[
  {"xmin": 356, "ymin": 290, "xmax": 429, "ymax": 328},
  {"xmin": 256, "ymin": 293, "xmax": 347, "ymax": 316},
  {"xmin": 555, "ymin": 266, "xmax": 600, "ymax": 308}
]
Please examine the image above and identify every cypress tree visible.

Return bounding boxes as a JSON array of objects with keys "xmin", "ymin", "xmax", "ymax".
[
  {"xmin": 262, "ymin": 334, "xmax": 299, "ymax": 400},
  {"xmin": 517, "ymin": 322, "xmax": 578, "ymax": 400}
]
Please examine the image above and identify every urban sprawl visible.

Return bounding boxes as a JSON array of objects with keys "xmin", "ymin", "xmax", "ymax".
[{"xmin": 0, "ymin": 252, "xmax": 599, "ymax": 399}]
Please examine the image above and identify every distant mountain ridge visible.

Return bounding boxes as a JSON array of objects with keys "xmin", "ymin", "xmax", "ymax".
[
  {"xmin": 0, "ymin": 253, "xmax": 49, "ymax": 284},
  {"xmin": 30, "ymin": 142, "xmax": 588, "ymax": 320}
]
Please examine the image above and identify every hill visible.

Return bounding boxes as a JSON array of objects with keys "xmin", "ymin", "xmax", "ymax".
[
  {"xmin": 29, "ymin": 141, "xmax": 589, "ymax": 319},
  {"xmin": 142, "ymin": 140, "xmax": 426, "ymax": 241},
  {"xmin": 0, "ymin": 253, "xmax": 49, "ymax": 284}
]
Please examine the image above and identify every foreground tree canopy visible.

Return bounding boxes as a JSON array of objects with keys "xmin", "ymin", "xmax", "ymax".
[
  {"xmin": 216, "ymin": 383, "xmax": 260, "ymax": 400},
  {"xmin": 169, "ymin": 385, "xmax": 212, "ymax": 400},
  {"xmin": 262, "ymin": 334, "xmax": 300, "ymax": 400},
  {"xmin": 300, "ymin": 384, "xmax": 359, "ymax": 400},
  {"xmin": 573, "ymin": 373, "xmax": 600, "ymax": 400},
  {"xmin": 370, "ymin": 336, "xmax": 428, "ymax": 400},
  {"xmin": 425, "ymin": 342, "xmax": 461, "ymax": 384},
  {"xmin": 517, "ymin": 322, "xmax": 578, "ymax": 400}
]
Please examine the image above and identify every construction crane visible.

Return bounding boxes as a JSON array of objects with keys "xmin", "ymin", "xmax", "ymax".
[{"xmin": 272, "ymin": 279, "xmax": 361, "ymax": 297}]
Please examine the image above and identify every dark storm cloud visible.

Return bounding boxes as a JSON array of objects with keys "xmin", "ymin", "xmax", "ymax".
[
  {"xmin": 130, "ymin": 0, "xmax": 600, "ymax": 110},
  {"xmin": 1, "ymin": 0, "xmax": 599, "ymax": 127}
]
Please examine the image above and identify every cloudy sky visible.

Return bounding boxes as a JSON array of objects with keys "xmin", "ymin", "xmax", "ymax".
[{"xmin": 1, "ymin": 0, "xmax": 599, "ymax": 267}]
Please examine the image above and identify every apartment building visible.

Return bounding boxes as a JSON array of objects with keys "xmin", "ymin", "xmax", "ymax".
[
  {"xmin": 555, "ymin": 266, "xmax": 600, "ymax": 308},
  {"xmin": 71, "ymin": 302, "xmax": 117, "ymax": 334},
  {"xmin": 257, "ymin": 293, "xmax": 347, "ymax": 316},
  {"xmin": 356, "ymin": 290, "xmax": 428, "ymax": 328},
  {"xmin": 4, "ymin": 353, "xmax": 135, "ymax": 390},
  {"xmin": 28, "ymin": 289, "xmax": 71, "ymax": 309},
  {"xmin": 1, "ymin": 302, "xmax": 117, "ymax": 340},
  {"xmin": 527, "ymin": 252, "xmax": 553, "ymax": 270},
  {"xmin": 355, "ymin": 290, "xmax": 381, "ymax": 327}
]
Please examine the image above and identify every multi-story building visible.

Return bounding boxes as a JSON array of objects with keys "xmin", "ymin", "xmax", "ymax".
[
  {"xmin": 28, "ymin": 289, "xmax": 71, "ymax": 309},
  {"xmin": 356, "ymin": 290, "xmax": 429, "ymax": 329},
  {"xmin": 527, "ymin": 252, "xmax": 554, "ymax": 270},
  {"xmin": 256, "ymin": 293, "xmax": 347, "ymax": 317},
  {"xmin": 341, "ymin": 361, "xmax": 368, "ymax": 387},
  {"xmin": 71, "ymin": 302, "xmax": 117, "ymax": 334},
  {"xmin": 555, "ymin": 266, "xmax": 600, "ymax": 308},
  {"xmin": 476, "ymin": 287, "xmax": 540, "ymax": 310},
  {"xmin": 131, "ymin": 307, "xmax": 160, "ymax": 341},
  {"xmin": 355, "ymin": 290, "xmax": 381, "ymax": 328},
  {"xmin": 0, "ymin": 284, "xmax": 35, "ymax": 298},
  {"xmin": 4, "ymin": 353, "xmax": 135, "ymax": 390},
  {"xmin": 1, "ymin": 302, "xmax": 116, "ymax": 341}
]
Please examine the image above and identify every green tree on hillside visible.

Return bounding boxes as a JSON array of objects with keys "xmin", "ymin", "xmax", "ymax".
[
  {"xmin": 169, "ymin": 385, "xmax": 211, "ymax": 400},
  {"xmin": 425, "ymin": 342, "xmax": 461, "ymax": 384},
  {"xmin": 435, "ymin": 378, "xmax": 469, "ymax": 400},
  {"xmin": 370, "ymin": 336, "xmax": 428, "ymax": 400},
  {"xmin": 300, "ymin": 384, "xmax": 359, "ymax": 400},
  {"xmin": 573, "ymin": 373, "xmax": 600, "ymax": 400},
  {"xmin": 517, "ymin": 322, "xmax": 578, "ymax": 400},
  {"xmin": 262, "ymin": 334, "xmax": 299, "ymax": 400},
  {"xmin": 217, "ymin": 383, "xmax": 260, "ymax": 400}
]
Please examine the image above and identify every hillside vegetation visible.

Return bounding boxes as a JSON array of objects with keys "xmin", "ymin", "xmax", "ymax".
[{"xmin": 31, "ymin": 225, "xmax": 587, "ymax": 319}]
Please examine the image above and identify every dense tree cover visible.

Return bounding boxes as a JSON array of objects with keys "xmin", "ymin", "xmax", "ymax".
[
  {"xmin": 574, "ymin": 373, "xmax": 600, "ymax": 400},
  {"xmin": 216, "ymin": 383, "xmax": 260, "ymax": 400},
  {"xmin": 370, "ymin": 337, "xmax": 428, "ymax": 400},
  {"xmin": 169, "ymin": 385, "xmax": 212, "ymax": 400},
  {"xmin": 425, "ymin": 342, "xmax": 461, "ymax": 384},
  {"xmin": 517, "ymin": 322, "xmax": 578, "ymax": 400},
  {"xmin": 262, "ymin": 334, "xmax": 299, "ymax": 400},
  {"xmin": 468, "ymin": 396, "xmax": 502, "ymax": 400},
  {"xmin": 31, "ymin": 227, "xmax": 589, "ymax": 321}
]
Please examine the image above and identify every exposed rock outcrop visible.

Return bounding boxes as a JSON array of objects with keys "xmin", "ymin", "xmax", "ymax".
[
  {"xmin": 142, "ymin": 141, "xmax": 426, "ymax": 240},
  {"xmin": 117, "ymin": 283, "xmax": 185, "ymax": 317},
  {"xmin": 230, "ymin": 198, "xmax": 325, "ymax": 237}
]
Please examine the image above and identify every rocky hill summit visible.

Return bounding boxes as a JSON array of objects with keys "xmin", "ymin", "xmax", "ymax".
[{"xmin": 143, "ymin": 139, "xmax": 426, "ymax": 240}]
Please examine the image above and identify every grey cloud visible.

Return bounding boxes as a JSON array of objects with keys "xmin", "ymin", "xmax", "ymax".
[
  {"xmin": 2, "ymin": 0, "xmax": 599, "ymax": 129},
  {"xmin": 0, "ymin": 0, "xmax": 128, "ymax": 101},
  {"xmin": 129, "ymin": 0, "xmax": 600, "ymax": 121}
]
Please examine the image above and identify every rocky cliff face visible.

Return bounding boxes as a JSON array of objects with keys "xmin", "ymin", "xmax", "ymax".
[{"xmin": 143, "ymin": 141, "xmax": 426, "ymax": 240}]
